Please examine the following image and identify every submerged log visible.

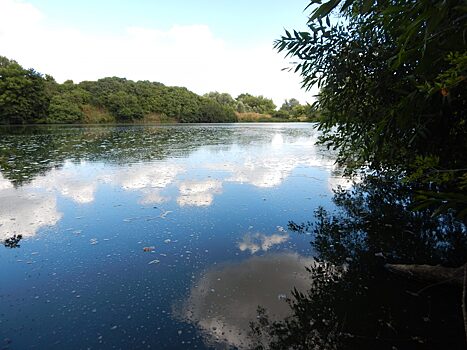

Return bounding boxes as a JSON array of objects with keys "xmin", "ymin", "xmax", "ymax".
[
  {"xmin": 385, "ymin": 263, "xmax": 465, "ymax": 286},
  {"xmin": 386, "ymin": 263, "xmax": 467, "ymax": 344}
]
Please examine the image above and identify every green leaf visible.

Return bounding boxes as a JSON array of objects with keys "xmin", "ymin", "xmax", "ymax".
[{"xmin": 310, "ymin": 0, "xmax": 341, "ymax": 21}]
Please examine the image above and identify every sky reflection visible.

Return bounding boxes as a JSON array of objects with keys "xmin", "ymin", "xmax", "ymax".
[
  {"xmin": 0, "ymin": 124, "xmax": 344, "ymax": 349},
  {"xmin": 0, "ymin": 187, "xmax": 62, "ymax": 240},
  {"xmin": 238, "ymin": 230, "xmax": 289, "ymax": 254},
  {"xmin": 179, "ymin": 253, "xmax": 314, "ymax": 349},
  {"xmin": 0, "ymin": 124, "xmax": 344, "ymax": 241},
  {"xmin": 177, "ymin": 179, "xmax": 223, "ymax": 207}
]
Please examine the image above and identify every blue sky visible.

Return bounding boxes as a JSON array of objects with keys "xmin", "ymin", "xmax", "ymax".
[
  {"xmin": 1, "ymin": 0, "xmax": 316, "ymax": 105},
  {"xmin": 27, "ymin": 0, "xmax": 309, "ymax": 43}
]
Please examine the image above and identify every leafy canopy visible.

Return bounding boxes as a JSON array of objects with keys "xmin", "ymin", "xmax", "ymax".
[
  {"xmin": 275, "ymin": 0, "xmax": 467, "ymax": 216},
  {"xmin": 0, "ymin": 57, "xmax": 49, "ymax": 124}
]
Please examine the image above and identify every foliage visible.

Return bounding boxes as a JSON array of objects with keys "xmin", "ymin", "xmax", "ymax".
[
  {"xmin": 154, "ymin": 86, "xmax": 202, "ymax": 122},
  {"xmin": 276, "ymin": 98, "xmax": 311, "ymax": 119},
  {"xmin": 199, "ymin": 98, "xmax": 237, "ymax": 123},
  {"xmin": 80, "ymin": 104, "xmax": 115, "ymax": 124},
  {"xmin": 0, "ymin": 59, "xmax": 271, "ymax": 124},
  {"xmin": 46, "ymin": 85, "xmax": 89, "ymax": 123},
  {"xmin": 47, "ymin": 94, "xmax": 84, "ymax": 123},
  {"xmin": 280, "ymin": 98, "xmax": 300, "ymax": 112},
  {"xmin": 271, "ymin": 109, "xmax": 290, "ymax": 119},
  {"xmin": 0, "ymin": 56, "xmax": 50, "ymax": 124},
  {"xmin": 203, "ymin": 91, "xmax": 237, "ymax": 109},
  {"xmin": 301, "ymin": 102, "xmax": 323, "ymax": 121},
  {"xmin": 236, "ymin": 93, "xmax": 276, "ymax": 114},
  {"xmin": 275, "ymin": 0, "xmax": 467, "ymax": 216},
  {"xmin": 106, "ymin": 91, "xmax": 144, "ymax": 120}
]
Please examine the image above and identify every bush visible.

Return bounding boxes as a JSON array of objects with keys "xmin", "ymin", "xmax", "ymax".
[
  {"xmin": 199, "ymin": 99, "xmax": 237, "ymax": 123},
  {"xmin": 47, "ymin": 95, "xmax": 83, "ymax": 123}
]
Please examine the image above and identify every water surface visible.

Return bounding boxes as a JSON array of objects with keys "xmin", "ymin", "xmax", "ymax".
[{"xmin": 0, "ymin": 123, "xmax": 346, "ymax": 349}]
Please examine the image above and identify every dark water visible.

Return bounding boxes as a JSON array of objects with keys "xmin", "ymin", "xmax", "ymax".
[{"xmin": 0, "ymin": 123, "xmax": 348, "ymax": 349}]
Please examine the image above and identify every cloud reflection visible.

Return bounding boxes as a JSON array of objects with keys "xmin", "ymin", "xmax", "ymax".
[
  {"xmin": 138, "ymin": 189, "xmax": 170, "ymax": 205},
  {"xmin": 179, "ymin": 253, "xmax": 313, "ymax": 349},
  {"xmin": 108, "ymin": 163, "xmax": 184, "ymax": 204},
  {"xmin": 238, "ymin": 232, "xmax": 289, "ymax": 254},
  {"xmin": 205, "ymin": 136, "xmax": 336, "ymax": 189},
  {"xmin": 31, "ymin": 164, "xmax": 98, "ymax": 204},
  {"xmin": 0, "ymin": 173, "xmax": 13, "ymax": 190},
  {"xmin": 0, "ymin": 128, "xmax": 349, "ymax": 234},
  {"xmin": 113, "ymin": 163, "xmax": 184, "ymax": 190},
  {"xmin": 0, "ymin": 188, "xmax": 62, "ymax": 240},
  {"xmin": 177, "ymin": 179, "xmax": 222, "ymax": 207}
]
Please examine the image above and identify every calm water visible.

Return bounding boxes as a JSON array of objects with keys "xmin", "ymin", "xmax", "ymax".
[{"xmin": 0, "ymin": 123, "xmax": 347, "ymax": 349}]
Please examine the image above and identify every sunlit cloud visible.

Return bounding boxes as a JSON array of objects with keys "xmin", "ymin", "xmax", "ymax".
[
  {"xmin": 178, "ymin": 253, "xmax": 313, "ymax": 349},
  {"xmin": 0, "ymin": 0, "xmax": 315, "ymax": 106}
]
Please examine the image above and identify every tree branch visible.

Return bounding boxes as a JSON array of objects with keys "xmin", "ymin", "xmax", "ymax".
[{"xmin": 385, "ymin": 263, "xmax": 464, "ymax": 286}]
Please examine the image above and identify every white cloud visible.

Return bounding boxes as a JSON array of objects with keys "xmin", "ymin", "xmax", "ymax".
[{"xmin": 0, "ymin": 0, "xmax": 316, "ymax": 106}]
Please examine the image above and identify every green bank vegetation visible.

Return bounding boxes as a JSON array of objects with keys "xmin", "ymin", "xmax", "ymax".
[{"xmin": 0, "ymin": 56, "xmax": 317, "ymax": 125}]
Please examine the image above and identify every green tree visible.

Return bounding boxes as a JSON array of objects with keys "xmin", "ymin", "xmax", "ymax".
[
  {"xmin": 48, "ymin": 95, "xmax": 84, "ymax": 123},
  {"xmin": 106, "ymin": 91, "xmax": 144, "ymax": 120},
  {"xmin": 236, "ymin": 93, "xmax": 276, "ymax": 114},
  {"xmin": 0, "ymin": 56, "xmax": 49, "ymax": 124},
  {"xmin": 280, "ymin": 98, "xmax": 300, "ymax": 112},
  {"xmin": 275, "ymin": 0, "xmax": 467, "ymax": 216},
  {"xmin": 236, "ymin": 100, "xmax": 248, "ymax": 113},
  {"xmin": 204, "ymin": 91, "xmax": 237, "ymax": 108},
  {"xmin": 199, "ymin": 98, "xmax": 237, "ymax": 123},
  {"xmin": 271, "ymin": 109, "xmax": 290, "ymax": 119}
]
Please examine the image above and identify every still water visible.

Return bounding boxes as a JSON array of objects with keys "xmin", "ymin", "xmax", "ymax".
[{"xmin": 0, "ymin": 123, "xmax": 347, "ymax": 349}]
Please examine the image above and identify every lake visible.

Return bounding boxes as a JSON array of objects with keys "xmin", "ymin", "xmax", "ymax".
[{"xmin": 0, "ymin": 123, "xmax": 348, "ymax": 349}]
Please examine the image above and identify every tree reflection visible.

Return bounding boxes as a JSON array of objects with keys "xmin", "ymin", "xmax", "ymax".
[
  {"xmin": 0, "ymin": 125, "xmax": 312, "ymax": 187},
  {"xmin": 250, "ymin": 175, "xmax": 467, "ymax": 349},
  {"xmin": 0, "ymin": 125, "xmax": 239, "ymax": 186},
  {"xmin": 3, "ymin": 234, "xmax": 22, "ymax": 248}
]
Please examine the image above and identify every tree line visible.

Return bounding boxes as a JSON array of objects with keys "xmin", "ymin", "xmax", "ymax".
[{"xmin": 0, "ymin": 56, "xmax": 315, "ymax": 124}]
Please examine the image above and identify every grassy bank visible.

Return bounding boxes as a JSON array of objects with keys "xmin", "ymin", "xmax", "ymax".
[{"xmin": 236, "ymin": 112, "xmax": 317, "ymax": 123}]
